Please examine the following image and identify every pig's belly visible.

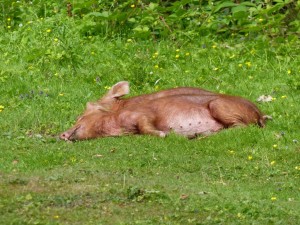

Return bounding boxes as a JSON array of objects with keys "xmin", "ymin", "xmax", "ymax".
[{"xmin": 160, "ymin": 109, "xmax": 224, "ymax": 138}]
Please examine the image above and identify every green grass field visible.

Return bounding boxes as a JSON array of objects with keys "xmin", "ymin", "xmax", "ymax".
[{"xmin": 1, "ymin": 14, "xmax": 300, "ymax": 224}]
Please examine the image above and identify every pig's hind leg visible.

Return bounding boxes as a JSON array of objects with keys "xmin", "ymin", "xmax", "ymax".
[{"xmin": 137, "ymin": 116, "xmax": 166, "ymax": 137}]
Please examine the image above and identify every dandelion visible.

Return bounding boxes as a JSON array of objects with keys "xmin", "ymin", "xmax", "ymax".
[
  {"xmin": 104, "ymin": 86, "xmax": 111, "ymax": 90},
  {"xmin": 54, "ymin": 38, "xmax": 58, "ymax": 42},
  {"xmin": 7, "ymin": 18, "xmax": 11, "ymax": 21},
  {"xmin": 287, "ymin": 70, "xmax": 291, "ymax": 74},
  {"xmin": 154, "ymin": 65, "xmax": 159, "ymax": 69},
  {"xmin": 273, "ymin": 144, "xmax": 278, "ymax": 149},
  {"xmin": 228, "ymin": 150, "xmax": 235, "ymax": 154},
  {"xmin": 271, "ymin": 197, "xmax": 277, "ymax": 201},
  {"xmin": 58, "ymin": 93, "xmax": 64, "ymax": 96},
  {"xmin": 245, "ymin": 61, "xmax": 251, "ymax": 67},
  {"xmin": 212, "ymin": 45, "xmax": 217, "ymax": 49},
  {"xmin": 213, "ymin": 67, "xmax": 219, "ymax": 71},
  {"xmin": 258, "ymin": 18, "xmax": 264, "ymax": 22},
  {"xmin": 0, "ymin": 105, "xmax": 4, "ymax": 112},
  {"xmin": 248, "ymin": 155, "xmax": 253, "ymax": 160},
  {"xmin": 130, "ymin": 4, "xmax": 135, "ymax": 8},
  {"xmin": 295, "ymin": 166, "xmax": 300, "ymax": 170},
  {"xmin": 154, "ymin": 52, "xmax": 159, "ymax": 56},
  {"xmin": 281, "ymin": 95, "xmax": 287, "ymax": 99},
  {"xmin": 270, "ymin": 161, "xmax": 276, "ymax": 166},
  {"xmin": 185, "ymin": 52, "xmax": 190, "ymax": 56},
  {"xmin": 91, "ymin": 51, "xmax": 95, "ymax": 55},
  {"xmin": 7, "ymin": 26, "xmax": 11, "ymax": 29},
  {"xmin": 238, "ymin": 64, "xmax": 243, "ymax": 67},
  {"xmin": 176, "ymin": 49, "xmax": 180, "ymax": 52},
  {"xmin": 46, "ymin": 29, "xmax": 51, "ymax": 33},
  {"xmin": 175, "ymin": 54, "xmax": 180, "ymax": 59},
  {"xmin": 272, "ymin": 97, "xmax": 276, "ymax": 101},
  {"xmin": 53, "ymin": 215, "xmax": 59, "ymax": 219},
  {"xmin": 127, "ymin": 38, "xmax": 133, "ymax": 43}
]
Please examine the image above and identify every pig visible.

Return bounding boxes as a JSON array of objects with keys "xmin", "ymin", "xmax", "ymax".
[{"xmin": 60, "ymin": 81, "xmax": 269, "ymax": 141}]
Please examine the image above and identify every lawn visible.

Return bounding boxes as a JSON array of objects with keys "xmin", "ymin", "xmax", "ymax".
[{"xmin": 0, "ymin": 10, "xmax": 300, "ymax": 224}]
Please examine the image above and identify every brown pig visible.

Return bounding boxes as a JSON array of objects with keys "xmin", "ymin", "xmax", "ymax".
[{"xmin": 60, "ymin": 81, "xmax": 269, "ymax": 141}]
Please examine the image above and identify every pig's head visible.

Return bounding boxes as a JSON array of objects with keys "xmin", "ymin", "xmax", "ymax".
[{"xmin": 60, "ymin": 81, "xmax": 129, "ymax": 141}]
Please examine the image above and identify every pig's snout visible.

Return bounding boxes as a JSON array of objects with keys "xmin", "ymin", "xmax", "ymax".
[
  {"xmin": 60, "ymin": 131, "xmax": 71, "ymax": 141},
  {"xmin": 59, "ymin": 125, "xmax": 81, "ymax": 141}
]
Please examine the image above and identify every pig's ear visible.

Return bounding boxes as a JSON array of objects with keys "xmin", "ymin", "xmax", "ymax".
[
  {"xmin": 86, "ymin": 102, "xmax": 109, "ymax": 112},
  {"xmin": 86, "ymin": 102, "xmax": 98, "ymax": 111},
  {"xmin": 106, "ymin": 81, "xmax": 130, "ymax": 98}
]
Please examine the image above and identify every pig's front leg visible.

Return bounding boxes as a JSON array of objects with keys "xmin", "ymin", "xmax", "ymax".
[{"xmin": 137, "ymin": 116, "xmax": 166, "ymax": 137}]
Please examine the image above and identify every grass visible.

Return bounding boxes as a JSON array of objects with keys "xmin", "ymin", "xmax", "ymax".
[{"xmin": 1, "ymin": 15, "xmax": 300, "ymax": 224}]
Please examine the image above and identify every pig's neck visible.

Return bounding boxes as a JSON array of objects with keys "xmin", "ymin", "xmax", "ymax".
[{"xmin": 102, "ymin": 114, "xmax": 123, "ymax": 136}]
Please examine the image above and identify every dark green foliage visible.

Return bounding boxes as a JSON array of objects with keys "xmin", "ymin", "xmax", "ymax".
[{"xmin": 1, "ymin": 0, "xmax": 299, "ymax": 39}]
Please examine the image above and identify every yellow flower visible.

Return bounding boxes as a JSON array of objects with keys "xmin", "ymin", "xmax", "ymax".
[
  {"xmin": 175, "ymin": 54, "xmax": 180, "ymax": 59},
  {"xmin": 228, "ymin": 150, "xmax": 235, "ymax": 154},
  {"xmin": 273, "ymin": 144, "xmax": 278, "ymax": 149},
  {"xmin": 54, "ymin": 38, "xmax": 58, "ymax": 42},
  {"xmin": 0, "ymin": 105, "xmax": 4, "ymax": 112},
  {"xmin": 271, "ymin": 197, "xmax": 277, "ymax": 201},
  {"xmin": 248, "ymin": 155, "xmax": 253, "ymax": 160},
  {"xmin": 7, "ymin": 26, "xmax": 11, "ymax": 29},
  {"xmin": 91, "ymin": 51, "xmax": 95, "ymax": 55},
  {"xmin": 295, "ymin": 166, "xmax": 300, "ymax": 170},
  {"xmin": 245, "ymin": 61, "xmax": 251, "ymax": 67},
  {"xmin": 281, "ymin": 95, "xmax": 287, "ymax": 99},
  {"xmin": 176, "ymin": 49, "xmax": 180, "ymax": 52},
  {"xmin": 58, "ymin": 93, "xmax": 64, "ymax": 96},
  {"xmin": 229, "ymin": 54, "xmax": 235, "ymax": 59},
  {"xmin": 154, "ymin": 65, "xmax": 159, "ymax": 69},
  {"xmin": 287, "ymin": 70, "xmax": 291, "ymax": 74},
  {"xmin": 131, "ymin": 4, "xmax": 135, "ymax": 8},
  {"xmin": 154, "ymin": 52, "xmax": 159, "ymax": 56},
  {"xmin": 46, "ymin": 29, "xmax": 51, "ymax": 33},
  {"xmin": 7, "ymin": 18, "xmax": 11, "ymax": 21},
  {"xmin": 213, "ymin": 67, "xmax": 219, "ymax": 71},
  {"xmin": 238, "ymin": 63, "xmax": 243, "ymax": 67},
  {"xmin": 185, "ymin": 52, "xmax": 190, "ymax": 56},
  {"xmin": 212, "ymin": 45, "xmax": 217, "ymax": 49},
  {"xmin": 270, "ymin": 161, "xmax": 276, "ymax": 165},
  {"xmin": 104, "ymin": 86, "xmax": 111, "ymax": 90},
  {"xmin": 258, "ymin": 18, "xmax": 264, "ymax": 22},
  {"xmin": 53, "ymin": 215, "xmax": 59, "ymax": 219}
]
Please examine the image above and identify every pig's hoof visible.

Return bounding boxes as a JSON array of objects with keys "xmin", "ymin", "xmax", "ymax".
[{"xmin": 158, "ymin": 131, "xmax": 166, "ymax": 138}]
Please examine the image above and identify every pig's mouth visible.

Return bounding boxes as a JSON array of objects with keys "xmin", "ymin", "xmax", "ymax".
[{"xmin": 60, "ymin": 125, "xmax": 81, "ymax": 141}]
